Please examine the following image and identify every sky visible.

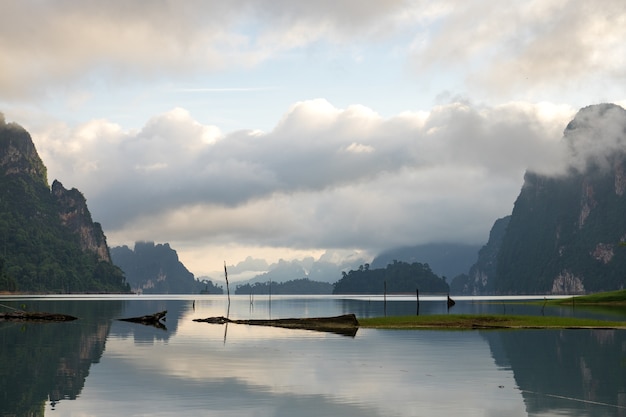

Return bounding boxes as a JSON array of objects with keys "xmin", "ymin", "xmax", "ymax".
[{"xmin": 1, "ymin": 0, "xmax": 625, "ymax": 280}]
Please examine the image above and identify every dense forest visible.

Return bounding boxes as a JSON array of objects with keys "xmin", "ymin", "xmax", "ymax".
[
  {"xmin": 235, "ymin": 278, "xmax": 333, "ymax": 295},
  {"xmin": 333, "ymin": 260, "xmax": 449, "ymax": 294},
  {"xmin": 0, "ymin": 117, "xmax": 129, "ymax": 293}
]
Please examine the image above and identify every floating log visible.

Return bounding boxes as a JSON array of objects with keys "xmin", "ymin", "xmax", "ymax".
[
  {"xmin": 119, "ymin": 310, "xmax": 167, "ymax": 330},
  {"xmin": 0, "ymin": 311, "xmax": 78, "ymax": 322},
  {"xmin": 194, "ymin": 314, "xmax": 359, "ymax": 337}
]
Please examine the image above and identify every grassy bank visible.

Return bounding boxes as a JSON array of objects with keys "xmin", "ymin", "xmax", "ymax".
[
  {"xmin": 551, "ymin": 289, "xmax": 626, "ymax": 305},
  {"xmin": 358, "ymin": 314, "xmax": 626, "ymax": 330}
]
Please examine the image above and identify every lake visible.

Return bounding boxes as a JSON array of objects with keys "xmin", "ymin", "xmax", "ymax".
[{"xmin": 1, "ymin": 294, "xmax": 625, "ymax": 416}]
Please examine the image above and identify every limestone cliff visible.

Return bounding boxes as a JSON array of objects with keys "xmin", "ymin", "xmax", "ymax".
[
  {"xmin": 0, "ymin": 113, "xmax": 128, "ymax": 293},
  {"xmin": 494, "ymin": 104, "xmax": 626, "ymax": 294},
  {"xmin": 451, "ymin": 216, "xmax": 510, "ymax": 295},
  {"xmin": 0, "ymin": 114, "xmax": 47, "ymax": 184},
  {"xmin": 51, "ymin": 180, "xmax": 112, "ymax": 263},
  {"xmin": 111, "ymin": 241, "xmax": 222, "ymax": 294}
]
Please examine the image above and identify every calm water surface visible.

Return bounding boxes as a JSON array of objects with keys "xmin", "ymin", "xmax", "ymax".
[{"xmin": 1, "ymin": 295, "xmax": 625, "ymax": 416}]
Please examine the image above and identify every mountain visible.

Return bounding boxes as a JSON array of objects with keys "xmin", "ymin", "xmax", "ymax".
[
  {"xmin": 450, "ymin": 216, "xmax": 510, "ymax": 295},
  {"xmin": 0, "ymin": 114, "xmax": 129, "ymax": 293},
  {"xmin": 110, "ymin": 241, "xmax": 223, "ymax": 294},
  {"xmin": 229, "ymin": 253, "xmax": 368, "ymax": 287},
  {"xmin": 493, "ymin": 104, "xmax": 626, "ymax": 294},
  {"xmin": 371, "ymin": 243, "xmax": 481, "ymax": 280}
]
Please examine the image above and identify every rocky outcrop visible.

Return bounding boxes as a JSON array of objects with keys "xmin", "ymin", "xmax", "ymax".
[
  {"xmin": 51, "ymin": 180, "xmax": 112, "ymax": 263},
  {"xmin": 110, "ymin": 241, "xmax": 222, "ymax": 294},
  {"xmin": 494, "ymin": 104, "xmax": 626, "ymax": 294},
  {"xmin": 0, "ymin": 115, "xmax": 47, "ymax": 184},
  {"xmin": 451, "ymin": 216, "xmax": 510, "ymax": 295},
  {"xmin": 551, "ymin": 270, "xmax": 585, "ymax": 294}
]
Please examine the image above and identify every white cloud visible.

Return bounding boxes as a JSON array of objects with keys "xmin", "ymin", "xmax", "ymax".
[
  {"xmin": 26, "ymin": 99, "xmax": 577, "ymax": 275},
  {"xmin": 409, "ymin": 0, "xmax": 626, "ymax": 99},
  {"xmin": 3, "ymin": 1, "xmax": 623, "ymax": 103},
  {"xmin": 2, "ymin": 0, "xmax": 625, "ymax": 277}
]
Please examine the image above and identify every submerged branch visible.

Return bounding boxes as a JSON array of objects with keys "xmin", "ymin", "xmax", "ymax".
[
  {"xmin": 119, "ymin": 310, "xmax": 168, "ymax": 330},
  {"xmin": 0, "ymin": 311, "xmax": 78, "ymax": 322}
]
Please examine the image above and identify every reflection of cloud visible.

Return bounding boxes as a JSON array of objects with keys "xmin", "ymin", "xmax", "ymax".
[{"xmin": 83, "ymin": 307, "xmax": 526, "ymax": 417}]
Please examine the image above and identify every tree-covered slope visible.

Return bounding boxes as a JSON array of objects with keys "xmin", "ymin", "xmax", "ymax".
[
  {"xmin": 495, "ymin": 104, "xmax": 626, "ymax": 294},
  {"xmin": 333, "ymin": 261, "xmax": 449, "ymax": 294},
  {"xmin": 371, "ymin": 243, "xmax": 481, "ymax": 280},
  {"xmin": 0, "ymin": 114, "xmax": 129, "ymax": 293}
]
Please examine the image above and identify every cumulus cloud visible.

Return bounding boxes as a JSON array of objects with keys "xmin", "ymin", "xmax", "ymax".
[{"xmin": 30, "ymin": 100, "xmax": 573, "ymax": 262}]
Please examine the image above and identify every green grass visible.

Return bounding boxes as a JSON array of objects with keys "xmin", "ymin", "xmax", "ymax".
[
  {"xmin": 551, "ymin": 289, "xmax": 626, "ymax": 305},
  {"xmin": 358, "ymin": 314, "xmax": 626, "ymax": 330}
]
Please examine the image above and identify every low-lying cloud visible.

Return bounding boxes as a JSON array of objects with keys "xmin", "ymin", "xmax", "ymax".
[{"xmin": 31, "ymin": 100, "xmax": 575, "ymax": 260}]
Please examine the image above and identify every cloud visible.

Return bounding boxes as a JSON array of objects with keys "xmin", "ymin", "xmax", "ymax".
[
  {"xmin": 3, "ymin": 1, "xmax": 623, "ymax": 102},
  {"xmin": 409, "ymin": 0, "xmax": 626, "ymax": 98},
  {"xmin": 0, "ymin": 0, "xmax": 411, "ymax": 99},
  {"xmin": 30, "ymin": 100, "xmax": 574, "ymax": 266},
  {"xmin": 5, "ymin": 0, "xmax": 624, "ymax": 276},
  {"xmin": 562, "ymin": 103, "xmax": 626, "ymax": 173}
]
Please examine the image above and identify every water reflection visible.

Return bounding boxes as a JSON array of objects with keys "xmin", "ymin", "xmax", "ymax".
[
  {"xmin": 0, "ymin": 300, "xmax": 123, "ymax": 416},
  {"xmin": 0, "ymin": 296, "xmax": 624, "ymax": 416},
  {"xmin": 483, "ymin": 329, "xmax": 626, "ymax": 416}
]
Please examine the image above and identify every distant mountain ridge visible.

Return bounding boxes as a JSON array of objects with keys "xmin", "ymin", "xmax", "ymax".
[
  {"xmin": 371, "ymin": 243, "xmax": 481, "ymax": 279},
  {"xmin": 0, "ymin": 113, "xmax": 129, "ymax": 293},
  {"xmin": 111, "ymin": 241, "xmax": 222, "ymax": 294}
]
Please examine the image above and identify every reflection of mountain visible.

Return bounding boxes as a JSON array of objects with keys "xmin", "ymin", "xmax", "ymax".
[
  {"xmin": 482, "ymin": 329, "xmax": 626, "ymax": 415},
  {"xmin": 0, "ymin": 300, "xmax": 123, "ymax": 416}
]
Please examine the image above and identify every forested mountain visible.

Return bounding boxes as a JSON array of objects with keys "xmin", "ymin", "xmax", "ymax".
[
  {"xmin": 333, "ymin": 261, "xmax": 449, "ymax": 294},
  {"xmin": 458, "ymin": 104, "xmax": 626, "ymax": 295},
  {"xmin": 371, "ymin": 243, "xmax": 481, "ymax": 280},
  {"xmin": 0, "ymin": 114, "xmax": 129, "ymax": 293},
  {"xmin": 110, "ymin": 241, "xmax": 222, "ymax": 294}
]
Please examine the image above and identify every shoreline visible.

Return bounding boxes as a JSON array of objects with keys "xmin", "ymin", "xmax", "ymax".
[{"xmin": 358, "ymin": 314, "xmax": 626, "ymax": 330}]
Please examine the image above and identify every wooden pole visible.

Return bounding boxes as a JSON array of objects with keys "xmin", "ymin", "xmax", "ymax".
[
  {"xmin": 384, "ymin": 280, "xmax": 387, "ymax": 317},
  {"xmin": 416, "ymin": 288, "xmax": 420, "ymax": 316},
  {"xmin": 224, "ymin": 261, "xmax": 231, "ymax": 305}
]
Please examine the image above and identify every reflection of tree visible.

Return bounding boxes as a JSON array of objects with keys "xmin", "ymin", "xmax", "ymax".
[
  {"xmin": 0, "ymin": 300, "xmax": 123, "ymax": 416},
  {"xmin": 483, "ymin": 329, "xmax": 626, "ymax": 415}
]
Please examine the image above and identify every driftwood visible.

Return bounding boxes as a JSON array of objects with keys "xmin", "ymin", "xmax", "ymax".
[
  {"xmin": 0, "ymin": 311, "xmax": 78, "ymax": 322},
  {"xmin": 194, "ymin": 314, "xmax": 359, "ymax": 337},
  {"xmin": 119, "ymin": 310, "xmax": 167, "ymax": 330}
]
